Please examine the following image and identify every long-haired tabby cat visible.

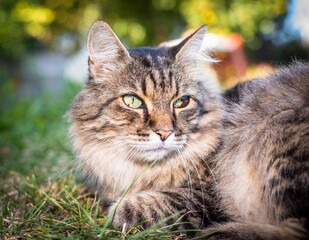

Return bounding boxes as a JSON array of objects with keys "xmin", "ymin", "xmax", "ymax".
[{"xmin": 68, "ymin": 20, "xmax": 309, "ymax": 239}]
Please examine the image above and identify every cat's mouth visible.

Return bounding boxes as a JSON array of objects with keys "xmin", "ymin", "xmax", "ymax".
[{"xmin": 127, "ymin": 133, "xmax": 186, "ymax": 161}]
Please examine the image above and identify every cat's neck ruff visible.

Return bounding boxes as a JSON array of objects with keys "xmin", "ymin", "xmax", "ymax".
[{"xmin": 73, "ymin": 133, "xmax": 194, "ymax": 200}]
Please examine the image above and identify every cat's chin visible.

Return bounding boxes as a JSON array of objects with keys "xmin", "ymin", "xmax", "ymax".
[{"xmin": 134, "ymin": 148, "xmax": 177, "ymax": 162}]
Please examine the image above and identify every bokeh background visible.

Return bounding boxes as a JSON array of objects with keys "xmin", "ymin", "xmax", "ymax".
[{"xmin": 1, "ymin": 0, "xmax": 309, "ymax": 179}]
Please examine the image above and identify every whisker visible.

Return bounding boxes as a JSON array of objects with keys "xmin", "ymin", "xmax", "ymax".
[
  {"xmin": 59, "ymin": 159, "xmax": 88, "ymax": 178},
  {"xmin": 185, "ymin": 142, "xmax": 217, "ymax": 184},
  {"xmin": 56, "ymin": 157, "xmax": 79, "ymax": 179},
  {"xmin": 181, "ymin": 146, "xmax": 207, "ymax": 219},
  {"xmin": 177, "ymin": 148, "xmax": 194, "ymax": 198}
]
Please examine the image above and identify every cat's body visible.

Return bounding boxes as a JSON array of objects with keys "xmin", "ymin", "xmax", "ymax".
[
  {"xmin": 206, "ymin": 64, "xmax": 309, "ymax": 239},
  {"xmin": 68, "ymin": 20, "xmax": 309, "ymax": 239}
]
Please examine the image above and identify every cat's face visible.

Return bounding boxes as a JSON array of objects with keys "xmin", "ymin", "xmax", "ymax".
[{"xmin": 69, "ymin": 21, "xmax": 221, "ymax": 164}]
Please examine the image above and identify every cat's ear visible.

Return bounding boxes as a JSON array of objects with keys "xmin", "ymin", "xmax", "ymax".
[
  {"xmin": 87, "ymin": 20, "xmax": 132, "ymax": 80},
  {"xmin": 173, "ymin": 25, "xmax": 211, "ymax": 63}
]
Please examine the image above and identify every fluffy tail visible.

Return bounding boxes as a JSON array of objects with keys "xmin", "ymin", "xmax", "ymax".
[{"xmin": 199, "ymin": 219, "xmax": 307, "ymax": 240}]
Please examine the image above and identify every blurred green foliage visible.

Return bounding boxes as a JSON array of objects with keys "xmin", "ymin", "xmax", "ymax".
[
  {"xmin": 0, "ymin": 0, "xmax": 287, "ymax": 58},
  {"xmin": 181, "ymin": 0, "xmax": 287, "ymax": 50},
  {"xmin": 0, "ymin": 80, "xmax": 82, "ymax": 178}
]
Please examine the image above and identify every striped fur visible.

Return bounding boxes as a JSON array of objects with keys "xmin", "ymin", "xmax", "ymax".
[
  {"xmin": 68, "ymin": 20, "xmax": 222, "ymax": 231},
  {"xmin": 68, "ymin": 20, "xmax": 309, "ymax": 239},
  {"xmin": 207, "ymin": 62, "xmax": 309, "ymax": 239}
]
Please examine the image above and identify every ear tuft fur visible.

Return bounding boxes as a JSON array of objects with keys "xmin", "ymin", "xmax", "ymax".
[{"xmin": 175, "ymin": 25, "xmax": 217, "ymax": 63}]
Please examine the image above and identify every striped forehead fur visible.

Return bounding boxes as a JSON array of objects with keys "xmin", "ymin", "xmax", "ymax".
[
  {"xmin": 126, "ymin": 46, "xmax": 220, "ymax": 97},
  {"xmin": 87, "ymin": 21, "xmax": 218, "ymax": 87}
]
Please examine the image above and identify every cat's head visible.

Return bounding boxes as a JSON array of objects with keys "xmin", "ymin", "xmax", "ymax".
[{"xmin": 69, "ymin": 20, "xmax": 221, "ymax": 164}]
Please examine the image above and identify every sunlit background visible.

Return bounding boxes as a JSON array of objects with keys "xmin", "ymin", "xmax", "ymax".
[{"xmin": 1, "ymin": 0, "xmax": 309, "ymax": 178}]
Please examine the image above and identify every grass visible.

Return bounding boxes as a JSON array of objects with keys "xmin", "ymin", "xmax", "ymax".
[
  {"xmin": 0, "ymin": 80, "xmax": 189, "ymax": 239},
  {"xmin": 1, "ymin": 173, "xmax": 186, "ymax": 239}
]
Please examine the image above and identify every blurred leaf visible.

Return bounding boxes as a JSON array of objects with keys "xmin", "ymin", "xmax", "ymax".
[
  {"xmin": 0, "ymin": 80, "xmax": 82, "ymax": 178},
  {"xmin": 0, "ymin": 0, "xmax": 288, "ymax": 58}
]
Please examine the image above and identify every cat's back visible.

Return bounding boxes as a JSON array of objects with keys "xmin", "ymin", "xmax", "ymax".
[
  {"xmin": 223, "ymin": 61, "xmax": 309, "ymax": 124},
  {"xmin": 221, "ymin": 62, "xmax": 309, "ymax": 160}
]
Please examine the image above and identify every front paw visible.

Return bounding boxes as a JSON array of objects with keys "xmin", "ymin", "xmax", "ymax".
[{"xmin": 108, "ymin": 193, "xmax": 158, "ymax": 229}]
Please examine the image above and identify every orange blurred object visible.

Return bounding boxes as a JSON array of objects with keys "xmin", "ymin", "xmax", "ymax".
[{"xmin": 212, "ymin": 33, "xmax": 248, "ymax": 87}]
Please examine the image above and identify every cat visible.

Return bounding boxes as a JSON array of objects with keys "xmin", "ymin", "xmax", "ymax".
[
  {"xmin": 68, "ymin": 20, "xmax": 309, "ymax": 239},
  {"xmin": 202, "ymin": 62, "xmax": 309, "ymax": 239}
]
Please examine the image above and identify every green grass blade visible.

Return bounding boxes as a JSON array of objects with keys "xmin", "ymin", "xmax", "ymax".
[{"xmin": 99, "ymin": 159, "xmax": 158, "ymax": 237}]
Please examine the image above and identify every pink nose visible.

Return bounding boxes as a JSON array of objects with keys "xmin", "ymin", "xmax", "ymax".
[{"xmin": 155, "ymin": 130, "xmax": 173, "ymax": 141}]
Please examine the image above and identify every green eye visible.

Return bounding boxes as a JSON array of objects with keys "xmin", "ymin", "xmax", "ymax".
[
  {"xmin": 173, "ymin": 96, "xmax": 190, "ymax": 108},
  {"xmin": 123, "ymin": 95, "xmax": 143, "ymax": 109}
]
